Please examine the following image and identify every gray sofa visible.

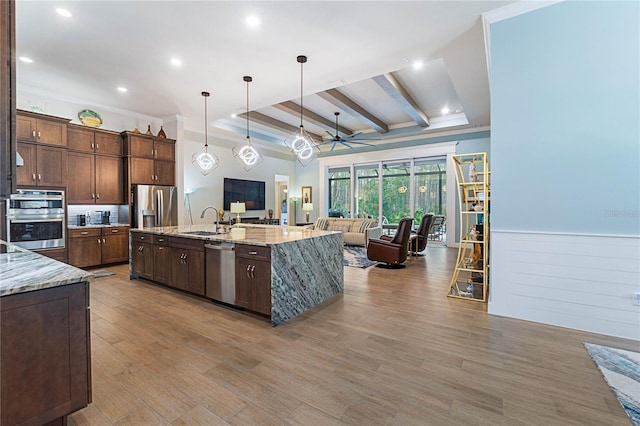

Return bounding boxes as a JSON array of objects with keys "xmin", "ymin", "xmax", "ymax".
[{"xmin": 306, "ymin": 217, "xmax": 382, "ymax": 247}]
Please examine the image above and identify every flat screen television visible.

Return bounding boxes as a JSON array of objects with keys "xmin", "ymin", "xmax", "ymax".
[{"xmin": 223, "ymin": 178, "xmax": 265, "ymax": 211}]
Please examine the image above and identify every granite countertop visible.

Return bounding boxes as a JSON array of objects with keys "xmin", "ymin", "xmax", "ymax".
[
  {"xmin": 68, "ymin": 223, "xmax": 130, "ymax": 229},
  {"xmin": 0, "ymin": 242, "xmax": 94, "ymax": 297},
  {"xmin": 132, "ymin": 224, "xmax": 337, "ymax": 247}
]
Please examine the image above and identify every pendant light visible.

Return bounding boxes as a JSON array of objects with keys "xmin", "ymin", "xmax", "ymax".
[
  {"xmin": 284, "ymin": 55, "xmax": 321, "ymax": 166},
  {"xmin": 192, "ymin": 91, "xmax": 220, "ymax": 176},
  {"xmin": 233, "ymin": 76, "xmax": 263, "ymax": 171}
]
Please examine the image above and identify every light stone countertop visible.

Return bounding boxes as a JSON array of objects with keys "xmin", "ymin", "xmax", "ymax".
[
  {"xmin": 131, "ymin": 223, "xmax": 339, "ymax": 247},
  {"xmin": 0, "ymin": 242, "xmax": 94, "ymax": 297}
]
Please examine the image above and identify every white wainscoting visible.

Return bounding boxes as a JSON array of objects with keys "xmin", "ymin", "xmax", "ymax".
[{"xmin": 489, "ymin": 230, "xmax": 640, "ymax": 341}]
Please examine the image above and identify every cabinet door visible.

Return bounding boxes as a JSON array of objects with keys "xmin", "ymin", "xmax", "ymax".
[
  {"xmin": 1, "ymin": 283, "xmax": 89, "ymax": 426},
  {"xmin": 101, "ymin": 228, "xmax": 129, "ymax": 264},
  {"xmin": 67, "ymin": 127, "xmax": 95, "ymax": 153},
  {"xmin": 95, "ymin": 155, "xmax": 122, "ymax": 204},
  {"xmin": 169, "ymin": 248, "xmax": 189, "ymax": 291},
  {"xmin": 16, "ymin": 115, "xmax": 37, "ymax": 142},
  {"xmin": 252, "ymin": 260, "xmax": 271, "ymax": 316},
  {"xmin": 127, "ymin": 135, "xmax": 154, "ymax": 158},
  {"xmin": 153, "ymin": 245, "xmax": 170, "ymax": 284},
  {"xmin": 129, "ymin": 157, "xmax": 154, "ymax": 184},
  {"xmin": 154, "ymin": 139, "xmax": 175, "ymax": 161},
  {"xmin": 94, "ymin": 133, "xmax": 122, "ymax": 156},
  {"xmin": 69, "ymin": 236, "xmax": 102, "ymax": 268},
  {"xmin": 154, "ymin": 160, "xmax": 175, "ymax": 186},
  {"xmin": 235, "ymin": 257, "xmax": 253, "ymax": 309},
  {"xmin": 132, "ymin": 242, "xmax": 153, "ymax": 280},
  {"xmin": 67, "ymin": 152, "xmax": 95, "ymax": 204},
  {"xmin": 36, "ymin": 119, "xmax": 66, "ymax": 146},
  {"xmin": 16, "ymin": 142, "xmax": 37, "ymax": 186},
  {"xmin": 184, "ymin": 249, "xmax": 205, "ymax": 296},
  {"xmin": 36, "ymin": 145, "xmax": 67, "ymax": 187}
]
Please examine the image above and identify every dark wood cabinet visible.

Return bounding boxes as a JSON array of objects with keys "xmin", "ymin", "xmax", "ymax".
[
  {"xmin": 131, "ymin": 232, "xmax": 154, "ymax": 280},
  {"xmin": 1, "ymin": 0, "xmax": 16, "ymax": 199},
  {"xmin": 69, "ymin": 226, "xmax": 129, "ymax": 268},
  {"xmin": 16, "ymin": 111, "xmax": 68, "ymax": 147},
  {"xmin": 68, "ymin": 126, "xmax": 123, "ymax": 204},
  {"xmin": 35, "ymin": 247, "xmax": 68, "ymax": 263},
  {"xmin": 122, "ymin": 132, "xmax": 176, "ymax": 190},
  {"xmin": 235, "ymin": 244, "xmax": 271, "ymax": 316},
  {"xmin": 68, "ymin": 228, "xmax": 102, "ymax": 268},
  {"xmin": 101, "ymin": 226, "xmax": 129, "ymax": 264},
  {"xmin": 169, "ymin": 237, "xmax": 205, "ymax": 295},
  {"xmin": 153, "ymin": 236, "xmax": 170, "ymax": 284},
  {"xmin": 16, "ymin": 142, "xmax": 67, "ymax": 187},
  {"xmin": 1, "ymin": 282, "xmax": 91, "ymax": 426}
]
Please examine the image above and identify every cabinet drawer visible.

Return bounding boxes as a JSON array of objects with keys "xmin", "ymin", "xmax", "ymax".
[
  {"xmin": 236, "ymin": 244, "xmax": 270, "ymax": 261},
  {"xmin": 170, "ymin": 236, "xmax": 205, "ymax": 251},
  {"xmin": 103, "ymin": 226, "xmax": 129, "ymax": 236},
  {"xmin": 131, "ymin": 232, "xmax": 154, "ymax": 244},
  {"xmin": 154, "ymin": 235, "xmax": 170, "ymax": 246},
  {"xmin": 69, "ymin": 228, "xmax": 101, "ymax": 238}
]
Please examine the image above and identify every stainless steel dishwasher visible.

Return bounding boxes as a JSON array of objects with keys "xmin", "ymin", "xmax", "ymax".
[{"xmin": 205, "ymin": 242, "xmax": 236, "ymax": 304}]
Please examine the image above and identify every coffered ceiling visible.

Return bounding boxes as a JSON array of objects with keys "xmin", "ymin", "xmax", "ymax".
[{"xmin": 15, "ymin": 1, "xmax": 514, "ymax": 154}]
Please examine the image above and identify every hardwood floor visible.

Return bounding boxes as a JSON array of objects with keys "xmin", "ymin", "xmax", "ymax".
[{"xmin": 69, "ymin": 246, "xmax": 635, "ymax": 425}]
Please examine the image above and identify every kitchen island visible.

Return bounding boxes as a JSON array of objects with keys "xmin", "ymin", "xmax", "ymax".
[
  {"xmin": 0, "ymin": 242, "xmax": 93, "ymax": 426},
  {"xmin": 130, "ymin": 224, "xmax": 344, "ymax": 326}
]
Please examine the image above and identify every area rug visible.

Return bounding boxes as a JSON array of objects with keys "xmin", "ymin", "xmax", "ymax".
[
  {"xmin": 343, "ymin": 246, "xmax": 377, "ymax": 268},
  {"xmin": 91, "ymin": 269, "xmax": 116, "ymax": 278},
  {"xmin": 585, "ymin": 343, "xmax": 640, "ymax": 425}
]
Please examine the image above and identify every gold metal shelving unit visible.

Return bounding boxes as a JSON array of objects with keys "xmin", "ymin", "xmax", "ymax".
[{"xmin": 448, "ymin": 152, "xmax": 490, "ymax": 302}]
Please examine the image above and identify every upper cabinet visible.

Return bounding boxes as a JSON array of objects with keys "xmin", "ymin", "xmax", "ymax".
[
  {"xmin": 16, "ymin": 110, "xmax": 68, "ymax": 147},
  {"xmin": 122, "ymin": 132, "xmax": 176, "ymax": 187},
  {"xmin": 67, "ymin": 125, "xmax": 122, "ymax": 156}
]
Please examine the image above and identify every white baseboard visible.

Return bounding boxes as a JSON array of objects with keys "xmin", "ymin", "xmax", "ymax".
[{"xmin": 489, "ymin": 230, "xmax": 640, "ymax": 341}]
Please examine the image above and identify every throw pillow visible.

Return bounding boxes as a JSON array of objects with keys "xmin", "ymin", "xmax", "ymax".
[
  {"xmin": 314, "ymin": 218, "xmax": 329, "ymax": 230},
  {"xmin": 332, "ymin": 224, "xmax": 351, "ymax": 232},
  {"xmin": 358, "ymin": 219, "xmax": 376, "ymax": 233}
]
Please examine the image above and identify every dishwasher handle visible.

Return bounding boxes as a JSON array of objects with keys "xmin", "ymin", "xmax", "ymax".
[{"xmin": 205, "ymin": 243, "xmax": 235, "ymax": 251}]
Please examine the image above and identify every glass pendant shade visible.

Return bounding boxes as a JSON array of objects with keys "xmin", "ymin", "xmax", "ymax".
[
  {"xmin": 193, "ymin": 91, "xmax": 220, "ymax": 176},
  {"xmin": 285, "ymin": 125, "xmax": 320, "ymax": 167},
  {"xmin": 233, "ymin": 76, "xmax": 262, "ymax": 172}
]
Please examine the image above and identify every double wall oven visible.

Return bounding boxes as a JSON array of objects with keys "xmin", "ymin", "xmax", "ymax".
[{"xmin": 6, "ymin": 189, "xmax": 65, "ymax": 250}]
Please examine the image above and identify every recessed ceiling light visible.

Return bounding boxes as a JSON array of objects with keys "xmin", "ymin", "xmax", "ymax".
[
  {"xmin": 56, "ymin": 8, "xmax": 72, "ymax": 18},
  {"xmin": 441, "ymin": 107, "xmax": 450, "ymax": 115},
  {"xmin": 412, "ymin": 60, "xmax": 424, "ymax": 70},
  {"xmin": 117, "ymin": 87, "xmax": 127, "ymax": 93},
  {"xmin": 231, "ymin": 113, "xmax": 237, "ymax": 118},
  {"xmin": 170, "ymin": 58, "xmax": 182, "ymax": 66},
  {"xmin": 246, "ymin": 15, "xmax": 260, "ymax": 28},
  {"xmin": 19, "ymin": 56, "xmax": 34, "ymax": 63}
]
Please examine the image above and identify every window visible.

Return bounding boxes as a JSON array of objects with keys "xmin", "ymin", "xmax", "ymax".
[
  {"xmin": 355, "ymin": 164, "xmax": 379, "ymax": 219},
  {"xmin": 413, "ymin": 158, "xmax": 446, "ymax": 225},
  {"xmin": 328, "ymin": 167, "xmax": 350, "ymax": 217},
  {"xmin": 382, "ymin": 161, "xmax": 411, "ymax": 224}
]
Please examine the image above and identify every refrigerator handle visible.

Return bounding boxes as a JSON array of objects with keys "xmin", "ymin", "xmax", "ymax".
[{"xmin": 157, "ymin": 189, "xmax": 164, "ymax": 226}]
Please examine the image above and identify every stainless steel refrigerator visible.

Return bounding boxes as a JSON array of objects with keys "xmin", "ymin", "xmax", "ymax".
[{"xmin": 131, "ymin": 185, "xmax": 178, "ymax": 228}]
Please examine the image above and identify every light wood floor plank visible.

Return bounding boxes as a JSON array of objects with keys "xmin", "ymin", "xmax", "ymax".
[{"xmin": 66, "ymin": 247, "xmax": 634, "ymax": 425}]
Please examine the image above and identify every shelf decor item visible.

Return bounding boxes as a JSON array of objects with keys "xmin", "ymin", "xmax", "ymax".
[
  {"xmin": 284, "ymin": 55, "xmax": 321, "ymax": 166},
  {"xmin": 132, "ymin": 127, "xmax": 141, "ymax": 134},
  {"xmin": 232, "ymin": 76, "xmax": 263, "ymax": 171},
  {"xmin": 145, "ymin": 125, "xmax": 153, "ymax": 135},
  {"xmin": 78, "ymin": 109, "xmax": 102, "ymax": 127},
  {"xmin": 448, "ymin": 152, "xmax": 490, "ymax": 302},
  {"xmin": 192, "ymin": 91, "xmax": 220, "ymax": 176},
  {"xmin": 157, "ymin": 126, "xmax": 167, "ymax": 138}
]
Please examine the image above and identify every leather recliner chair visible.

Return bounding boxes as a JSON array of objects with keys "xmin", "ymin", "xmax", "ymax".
[
  {"xmin": 366, "ymin": 217, "xmax": 414, "ymax": 267},
  {"xmin": 412, "ymin": 214, "xmax": 433, "ymax": 254}
]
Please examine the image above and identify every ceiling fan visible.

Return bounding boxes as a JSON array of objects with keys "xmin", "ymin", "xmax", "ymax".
[{"xmin": 318, "ymin": 112, "xmax": 378, "ymax": 151}]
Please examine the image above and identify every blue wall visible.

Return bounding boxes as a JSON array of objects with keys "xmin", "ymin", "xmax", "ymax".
[{"xmin": 491, "ymin": 1, "xmax": 639, "ymax": 235}]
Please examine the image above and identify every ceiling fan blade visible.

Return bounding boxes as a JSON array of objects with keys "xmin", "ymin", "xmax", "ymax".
[
  {"xmin": 347, "ymin": 131, "xmax": 364, "ymax": 139},
  {"xmin": 347, "ymin": 140, "xmax": 375, "ymax": 146},
  {"xmin": 326, "ymin": 130, "xmax": 335, "ymax": 138},
  {"xmin": 331, "ymin": 141, "xmax": 338, "ymax": 151}
]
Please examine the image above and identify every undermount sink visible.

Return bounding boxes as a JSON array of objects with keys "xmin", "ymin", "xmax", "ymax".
[{"xmin": 180, "ymin": 230, "xmax": 220, "ymax": 236}]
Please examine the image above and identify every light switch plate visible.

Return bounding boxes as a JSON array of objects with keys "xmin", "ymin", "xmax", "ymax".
[{"xmin": 633, "ymin": 292, "xmax": 640, "ymax": 306}]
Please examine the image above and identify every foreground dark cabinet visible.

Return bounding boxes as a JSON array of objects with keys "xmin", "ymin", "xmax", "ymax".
[
  {"xmin": 1, "ymin": 282, "xmax": 91, "ymax": 425},
  {"xmin": 235, "ymin": 244, "xmax": 271, "ymax": 316}
]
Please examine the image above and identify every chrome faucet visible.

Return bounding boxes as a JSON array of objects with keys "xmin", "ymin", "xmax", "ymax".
[{"xmin": 200, "ymin": 207, "xmax": 220, "ymax": 232}]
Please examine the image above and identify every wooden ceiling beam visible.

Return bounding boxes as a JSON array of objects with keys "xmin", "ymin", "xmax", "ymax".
[
  {"xmin": 273, "ymin": 101, "xmax": 353, "ymax": 136},
  {"xmin": 239, "ymin": 111, "xmax": 323, "ymax": 142},
  {"xmin": 317, "ymin": 88, "xmax": 389, "ymax": 133},
  {"xmin": 373, "ymin": 73, "xmax": 430, "ymax": 128}
]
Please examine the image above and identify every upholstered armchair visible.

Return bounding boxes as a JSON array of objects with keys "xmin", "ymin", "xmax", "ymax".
[
  {"xmin": 367, "ymin": 217, "xmax": 414, "ymax": 267},
  {"xmin": 411, "ymin": 214, "xmax": 433, "ymax": 254}
]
